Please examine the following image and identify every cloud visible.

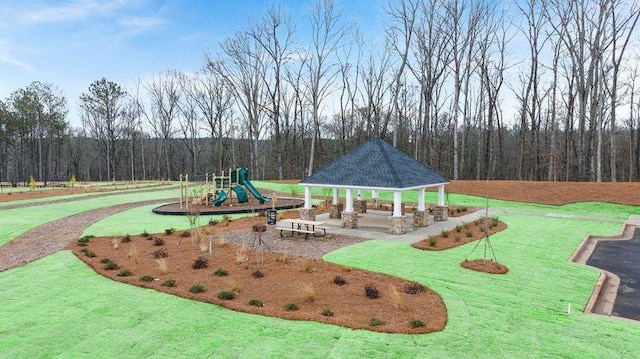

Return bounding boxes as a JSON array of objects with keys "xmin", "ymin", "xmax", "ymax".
[
  {"xmin": 119, "ymin": 15, "xmax": 166, "ymax": 33},
  {"xmin": 0, "ymin": 41, "xmax": 33, "ymax": 72},
  {"xmin": 25, "ymin": 0, "xmax": 131, "ymax": 23}
]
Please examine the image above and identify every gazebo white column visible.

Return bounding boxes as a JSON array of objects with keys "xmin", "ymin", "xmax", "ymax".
[
  {"xmin": 371, "ymin": 190, "xmax": 379, "ymax": 209},
  {"xmin": 414, "ymin": 187, "xmax": 429, "ymax": 228},
  {"xmin": 389, "ymin": 190, "xmax": 406, "ymax": 235},
  {"xmin": 329, "ymin": 187, "xmax": 343, "ymax": 219},
  {"xmin": 392, "ymin": 191, "xmax": 403, "ymax": 216},
  {"xmin": 341, "ymin": 188, "xmax": 358, "ymax": 228},
  {"xmin": 354, "ymin": 189, "xmax": 366, "ymax": 214},
  {"xmin": 437, "ymin": 185, "xmax": 445, "ymax": 206},
  {"xmin": 300, "ymin": 186, "xmax": 316, "ymax": 220},
  {"xmin": 433, "ymin": 184, "xmax": 449, "ymax": 222}
]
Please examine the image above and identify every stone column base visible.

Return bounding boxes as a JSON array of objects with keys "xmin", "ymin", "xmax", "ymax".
[
  {"xmin": 433, "ymin": 206, "xmax": 449, "ymax": 221},
  {"xmin": 388, "ymin": 215, "xmax": 407, "ymax": 235},
  {"xmin": 341, "ymin": 212, "xmax": 358, "ymax": 229},
  {"xmin": 300, "ymin": 208, "xmax": 316, "ymax": 221},
  {"xmin": 413, "ymin": 210, "xmax": 429, "ymax": 227},
  {"xmin": 329, "ymin": 203, "xmax": 344, "ymax": 219},
  {"xmin": 353, "ymin": 199, "xmax": 367, "ymax": 214}
]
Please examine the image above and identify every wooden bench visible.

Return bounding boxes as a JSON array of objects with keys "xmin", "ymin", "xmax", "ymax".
[{"xmin": 274, "ymin": 226, "xmax": 315, "ymax": 239}]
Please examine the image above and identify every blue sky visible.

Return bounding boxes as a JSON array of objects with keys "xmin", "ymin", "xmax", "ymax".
[{"xmin": 0, "ymin": 0, "xmax": 385, "ymax": 127}]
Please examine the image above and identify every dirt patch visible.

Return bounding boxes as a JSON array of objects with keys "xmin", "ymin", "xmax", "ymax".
[
  {"xmin": 412, "ymin": 218, "xmax": 507, "ymax": 251},
  {"xmin": 439, "ymin": 180, "xmax": 640, "ymax": 206},
  {"xmin": 68, "ymin": 215, "xmax": 447, "ymax": 334},
  {"xmin": 460, "ymin": 259, "xmax": 509, "ymax": 274}
]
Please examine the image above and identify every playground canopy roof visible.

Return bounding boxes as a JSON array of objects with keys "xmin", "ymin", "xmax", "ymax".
[{"xmin": 299, "ymin": 137, "xmax": 449, "ymax": 191}]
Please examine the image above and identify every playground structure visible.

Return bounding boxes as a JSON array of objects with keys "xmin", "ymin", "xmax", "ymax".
[{"xmin": 178, "ymin": 168, "xmax": 271, "ymax": 209}]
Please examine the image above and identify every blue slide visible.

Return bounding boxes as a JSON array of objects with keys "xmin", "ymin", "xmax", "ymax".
[
  {"xmin": 238, "ymin": 168, "xmax": 270, "ymax": 204},
  {"xmin": 210, "ymin": 190, "xmax": 228, "ymax": 207}
]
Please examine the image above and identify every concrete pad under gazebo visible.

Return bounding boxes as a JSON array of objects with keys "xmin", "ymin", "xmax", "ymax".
[{"xmin": 298, "ymin": 137, "xmax": 450, "ymax": 235}]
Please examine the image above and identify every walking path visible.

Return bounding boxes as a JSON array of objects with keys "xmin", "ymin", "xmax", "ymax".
[{"xmin": 0, "ymin": 199, "xmax": 170, "ymax": 272}]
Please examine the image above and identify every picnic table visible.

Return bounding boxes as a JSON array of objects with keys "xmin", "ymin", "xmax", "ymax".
[{"xmin": 275, "ymin": 219, "xmax": 328, "ymax": 239}]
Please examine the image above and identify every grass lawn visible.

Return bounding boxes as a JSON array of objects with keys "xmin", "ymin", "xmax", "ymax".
[
  {"xmin": 0, "ymin": 188, "xmax": 178, "ymax": 246},
  {"xmin": 2, "ymin": 183, "xmax": 640, "ymax": 357}
]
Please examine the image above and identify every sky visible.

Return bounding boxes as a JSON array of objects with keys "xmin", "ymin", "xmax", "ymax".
[{"xmin": 0, "ymin": 0, "xmax": 385, "ymax": 127}]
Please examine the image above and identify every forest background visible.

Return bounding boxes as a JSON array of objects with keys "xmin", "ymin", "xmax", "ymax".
[{"xmin": 2, "ymin": 0, "xmax": 640, "ymax": 184}]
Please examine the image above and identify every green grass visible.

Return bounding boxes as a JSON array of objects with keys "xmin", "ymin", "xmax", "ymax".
[
  {"xmin": 2, "ymin": 181, "xmax": 640, "ymax": 357},
  {"xmin": 0, "ymin": 188, "xmax": 178, "ymax": 246},
  {"xmin": 2, "ymin": 212, "xmax": 640, "ymax": 357},
  {"xmin": 81, "ymin": 203, "xmax": 255, "ymax": 237}
]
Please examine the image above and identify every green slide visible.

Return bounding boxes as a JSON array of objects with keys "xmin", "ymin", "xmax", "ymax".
[
  {"xmin": 238, "ymin": 168, "xmax": 270, "ymax": 204},
  {"xmin": 210, "ymin": 190, "xmax": 227, "ymax": 207},
  {"xmin": 231, "ymin": 185, "xmax": 248, "ymax": 203}
]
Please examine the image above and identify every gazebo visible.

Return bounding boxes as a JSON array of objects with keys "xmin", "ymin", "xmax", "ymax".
[{"xmin": 298, "ymin": 137, "xmax": 450, "ymax": 235}]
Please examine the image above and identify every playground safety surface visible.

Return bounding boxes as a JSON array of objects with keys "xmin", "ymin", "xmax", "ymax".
[{"xmin": 152, "ymin": 198, "xmax": 304, "ymax": 215}]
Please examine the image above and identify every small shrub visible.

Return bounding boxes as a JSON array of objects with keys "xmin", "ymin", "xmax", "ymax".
[
  {"xmin": 121, "ymin": 234, "xmax": 132, "ymax": 243},
  {"xmin": 104, "ymin": 261, "xmax": 119, "ymax": 270},
  {"xmin": 321, "ymin": 308, "xmax": 334, "ymax": 317},
  {"xmin": 463, "ymin": 222, "xmax": 470, "ymax": 229},
  {"xmin": 162, "ymin": 278, "xmax": 177, "ymax": 287},
  {"xmin": 491, "ymin": 216, "xmax": 499, "ymax": 227},
  {"xmin": 99, "ymin": 257, "xmax": 112, "ymax": 264},
  {"xmin": 455, "ymin": 234, "xmax": 461, "ymax": 242},
  {"xmin": 252, "ymin": 270, "xmax": 264, "ymax": 278},
  {"xmin": 214, "ymin": 268, "xmax": 229, "ymax": 277},
  {"xmin": 127, "ymin": 244, "xmax": 140, "ymax": 263},
  {"xmin": 235, "ymin": 245, "xmax": 248, "ymax": 264},
  {"xmin": 179, "ymin": 231, "xmax": 191, "ymax": 238},
  {"xmin": 364, "ymin": 284, "xmax": 380, "ymax": 299},
  {"xmin": 156, "ymin": 258, "xmax": 168, "ymax": 274},
  {"xmin": 217, "ymin": 291, "xmax": 235, "ymax": 300},
  {"xmin": 77, "ymin": 235, "xmax": 93, "ymax": 246},
  {"xmin": 221, "ymin": 214, "xmax": 231, "ymax": 226},
  {"xmin": 83, "ymin": 249, "xmax": 96, "ymax": 258},
  {"xmin": 153, "ymin": 237, "xmax": 165, "ymax": 246},
  {"xmin": 140, "ymin": 275, "xmax": 154, "ymax": 282},
  {"xmin": 192, "ymin": 256, "xmax": 209, "ymax": 269},
  {"xmin": 153, "ymin": 248, "xmax": 168, "ymax": 259},
  {"xmin": 111, "ymin": 238, "xmax": 120, "ymax": 249},
  {"xmin": 441, "ymin": 229, "xmax": 449, "ymax": 238},
  {"xmin": 455, "ymin": 224, "xmax": 463, "ymax": 233},
  {"xmin": 368, "ymin": 317, "xmax": 385, "ymax": 326},
  {"xmin": 410, "ymin": 319, "xmax": 425, "ymax": 328},
  {"xmin": 456, "ymin": 207, "xmax": 461, "ymax": 213},
  {"xmin": 117, "ymin": 269, "xmax": 131, "ymax": 277},
  {"xmin": 164, "ymin": 228, "xmax": 176, "ymax": 235},
  {"xmin": 277, "ymin": 250, "xmax": 290, "ymax": 264},
  {"xmin": 461, "ymin": 206, "xmax": 468, "ymax": 212},
  {"xmin": 141, "ymin": 230, "xmax": 150, "ymax": 238},
  {"xmin": 479, "ymin": 225, "xmax": 488, "ymax": 232},
  {"xmin": 303, "ymin": 260, "xmax": 314, "ymax": 273},
  {"xmin": 474, "ymin": 218, "xmax": 482, "ymax": 226},
  {"xmin": 284, "ymin": 302, "xmax": 299, "ymax": 311},
  {"xmin": 404, "ymin": 282, "xmax": 425, "ymax": 295},
  {"xmin": 208, "ymin": 219, "xmax": 218, "ymax": 226},
  {"xmin": 215, "ymin": 237, "xmax": 228, "ymax": 247},
  {"xmin": 189, "ymin": 283, "xmax": 205, "ymax": 293},
  {"xmin": 428, "ymin": 235, "xmax": 438, "ymax": 247},
  {"xmin": 333, "ymin": 276, "xmax": 347, "ymax": 285},
  {"xmin": 389, "ymin": 285, "xmax": 405, "ymax": 311},
  {"xmin": 248, "ymin": 298, "xmax": 264, "ymax": 307},
  {"xmin": 302, "ymin": 284, "xmax": 315, "ymax": 303},
  {"xmin": 466, "ymin": 230, "xmax": 473, "ymax": 238}
]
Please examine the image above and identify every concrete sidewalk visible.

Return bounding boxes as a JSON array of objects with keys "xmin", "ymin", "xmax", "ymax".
[{"xmin": 317, "ymin": 208, "xmax": 500, "ymax": 244}]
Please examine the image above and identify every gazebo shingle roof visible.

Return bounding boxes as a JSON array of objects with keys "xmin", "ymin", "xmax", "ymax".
[{"xmin": 300, "ymin": 137, "xmax": 448, "ymax": 189}]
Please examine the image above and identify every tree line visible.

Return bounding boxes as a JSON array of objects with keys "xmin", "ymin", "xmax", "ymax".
[{"xmin": 2, "ymin": 0, "xmax": 640, "ymax": 183}]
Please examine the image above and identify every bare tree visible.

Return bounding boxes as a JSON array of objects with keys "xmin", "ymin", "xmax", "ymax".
[
  {"xmin": 146, "ymin": 70, "xmax": 183, "ymax": 180},
  {"xmin": 305, "ymin": 0, "xmax": 351, "ymax": 175},
  {"xmin": 250, "ymin": 5, "xmax": 295, "ymax": 179}
]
